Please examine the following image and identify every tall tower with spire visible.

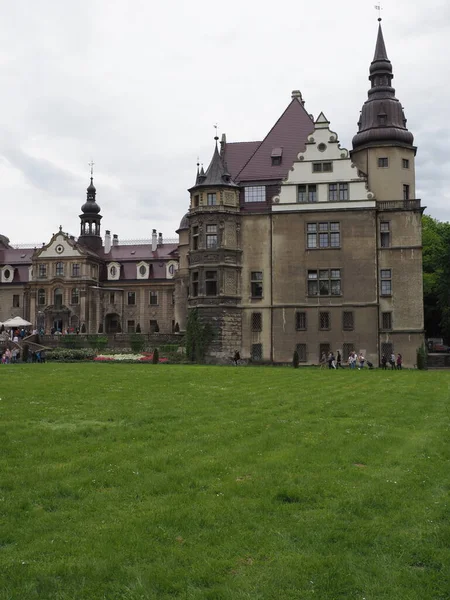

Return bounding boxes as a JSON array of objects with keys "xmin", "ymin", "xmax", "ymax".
[
  {"xmin": 352, "ymin": 20, "xmax": 424, "ymax": 362},
  {"xmin": 187, "ymin": 136, "xmax": 242, "ymax": 358},
  {"xmin": 351, "ymin": 19, "xmax": 416, "ymax": 200},
  {"xmin": 79, "ymin": 170, "xmax": 102, "ymax": 251}
]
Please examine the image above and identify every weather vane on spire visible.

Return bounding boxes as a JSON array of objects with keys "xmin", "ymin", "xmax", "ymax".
[
  {"xmin": 214, "ymin": 123, "xmax": 219, "ymax": 141},
  {"xmin": 88, "ymin": 159, "xmax": 95, "ymax": 178},
  {"xmin": 374, "ymin": 2, "xmax": 383, "ymax": 21}
]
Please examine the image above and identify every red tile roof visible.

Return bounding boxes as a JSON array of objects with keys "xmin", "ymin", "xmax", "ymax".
[{"xmin": 226, "ymin": 98, "xmax": 314, "ymax": 182}]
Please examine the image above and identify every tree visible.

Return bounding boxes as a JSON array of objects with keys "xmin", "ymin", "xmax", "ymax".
[
  {"xmin": 292, "ymin": 350, "xmax": 299, "ymax": 369},
  {"xmin": 81, "ymin": 323, "xmax": 86, "ymax": 333},
  {"xmin": 422, "ymin": 215, "xmax": 450, "ymax": 340},
  {"xmin": 152, "ymin": 348, "xmax": 159, "ymax": 364},
  {"xmin": 136, "ymin": 323, "xmax": 141, "ymax": 333},
  {"xmin": 185, "ymin": 308, "xmax": 213, "ymax": 363}
]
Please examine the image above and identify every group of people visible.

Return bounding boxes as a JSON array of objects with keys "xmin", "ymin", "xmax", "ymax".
[
  {"xmin": 321, "ymin": 350, "xmax": 402, "ymax": 369},
  {"xmin": 1, "ymin": 348, "xmax": 20, "ymax": 363},
  {"xmin": 381, "ymin": 353, "xmax": 402, "ymax": 369}
]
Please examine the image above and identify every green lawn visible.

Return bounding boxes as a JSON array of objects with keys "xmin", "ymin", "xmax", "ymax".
[{"xmin": 0, "ymin": 364, "xmax": 449, "ymax": 600}]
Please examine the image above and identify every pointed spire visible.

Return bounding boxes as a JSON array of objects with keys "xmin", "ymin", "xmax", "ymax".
[
  {"xmin": 352, "ymin": 22, "xmax": 414, "ymax": 152},
  {"xmin": 189, "ymin": 138, "xmax": 238, "ymax": 191},
  {"xmin": 373, "ymin": 21, "xmax": 388, "ymax": 62}
]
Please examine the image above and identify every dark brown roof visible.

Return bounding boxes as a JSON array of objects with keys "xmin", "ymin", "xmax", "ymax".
[
  {"xmin": 352, "ymin": 22, "xmax": 414, "ymax": 152},
  {"xmin": 190, "ymin": 143, "xmax": 239, "ymax": 191},
  {"xmin": 231, "ymin": 98, "xmax": 314, "ymax": 182},
  {"xmin": 224, "ymin": 141, "xmax": 261, "ymax": 181},
  {"xmin": 0, "ymin": 248, "xmax": 34, "ymax": 265}
]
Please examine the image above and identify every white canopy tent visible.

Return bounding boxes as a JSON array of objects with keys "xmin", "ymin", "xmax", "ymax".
[{"xmin": 2, "ymin": 316, "xmax": 32, "ymax": 328}]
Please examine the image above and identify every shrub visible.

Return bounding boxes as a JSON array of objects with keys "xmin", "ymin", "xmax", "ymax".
[
  {"xmin": 46, "ymin": 348, "xmax": 96, "ymax": 362},
  {"xmin": 87, "ymin": 335, "xmax": 108, "ymax": 351},
  {"xmin": 417, "ymin": 344, "xmax": 428, "ymax": 370},
  {"xmin": 98, "ymin": 323, "xmax": 104, "ymax": 334},
  {"xmin": 174, "ymin": 322, "xmax": 180, "ymax": 333},
  {"xmin": 81, "ymin": 323, "xmax": 86, "ymax": 333},
  {"xmin": 136, "ymin": 323, "xmax": 141, "ymax": 333},
  {"xmin": 186, "ymin": 308, "xmax": 213, "ymax": 363},
  {"xmin": 62, "ymin": 336, "xmax": 83, "ymax": 349},
  {"xmin": 293, "ymin": 350, "xmax": 299, "ymax": 369},
  {"xmin": 159, "ymin": 344, "xmax": 179, "ymax": 353},
  {"xmin": 130, "ymin": 334, "xmax": 145, "ymax": 354},
  {"xmin": 152, "ymin": 348, "xmax": 159, "ymax": 364}
]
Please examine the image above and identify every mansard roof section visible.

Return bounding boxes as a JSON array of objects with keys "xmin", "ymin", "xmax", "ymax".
[
  {"xmin": 234, "ymin": 95, "xmax": 315, "ymax": 182},
  {"xmin": 97, "ymin": 243, "xmax": 178, "ymax": 262}
]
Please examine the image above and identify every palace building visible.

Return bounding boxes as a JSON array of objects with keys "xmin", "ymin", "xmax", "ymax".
[{"xmin": 0, "ymin": 21, "xmax": 424, "ymax": 366}]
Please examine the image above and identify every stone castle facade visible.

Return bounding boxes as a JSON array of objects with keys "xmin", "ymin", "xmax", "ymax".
[{"xmin": 0, "ymin": 22, "xmax": 424, "ymax": 366}]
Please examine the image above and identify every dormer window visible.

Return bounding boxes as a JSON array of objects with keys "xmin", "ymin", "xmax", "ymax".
[
  {"xmin": 108, "ymin": 262, "xmax": 121, "ymax": 281},
  {"xmin": 1, "ymin": 266, "xmax": 14, "ymax": 283},
  {"xmin": 139, "ymin": 265, "xmax": 146, "ymax": 276},
  {"xmin": 271, "ymin": 147, "xmax": 283, "ymax": 166},
  {"xmin": 110, "ymin": 266, "xmax": 117, "ymax": 277}
]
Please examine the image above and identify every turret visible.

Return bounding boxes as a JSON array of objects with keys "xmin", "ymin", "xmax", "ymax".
[{"xmin": 79, "ymin": 164, "xmax": 102, "ymax": 250}]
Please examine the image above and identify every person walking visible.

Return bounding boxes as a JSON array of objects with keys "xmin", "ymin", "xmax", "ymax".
[
  {"xmin": 396, "ymin": 353, "xmax": 402, "ymax": 370},
  {"xmin": 390, "ymin": 352, "xmax": 396, "ymax": 369},
  {"xmin": 381, "ymin": 355, "xmax": 387, "ymax": 370}
]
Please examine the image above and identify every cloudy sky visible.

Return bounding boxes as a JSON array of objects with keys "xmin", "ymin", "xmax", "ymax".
[{"xmin": 1, "ymin": 0, "xmax": 449, "ymax": 246}]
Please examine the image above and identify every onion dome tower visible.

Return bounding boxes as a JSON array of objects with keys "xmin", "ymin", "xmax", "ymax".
[
  {"xmin": 351, "ymin": 19, "xmax": 417, "ymax": 201},
  {"xmin": 187, "ymin": 136, "xmax": 242, "ymax": 358},
  {"xmin": 79, "ymin": 165, "xmax": 102, "ymax": 251}
]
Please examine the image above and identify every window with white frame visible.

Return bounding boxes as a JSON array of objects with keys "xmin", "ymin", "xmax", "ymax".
[
  {"xmin": 297, "ymin": 184, "xmax": 317, "ymax": 203},
  {"xmin": 251, "ymin": 271, "xmax": 263, "ymax": 298},
  {"xmin": 244, "ymin": 186, "xmax": 266, "ymax": 203},
  {"xmin": 207, "ymin": 193, "xmax": 217, "ymax": 206},
  {"xmin": 312, "ymin": 162, "xmax": 333, "ymax": 173},
  {"xmin": 206, "ymin": 224, "xmax": 218, "ymax": 249},
  {"xmin": 328, "ymin": 183, "xmax": 349, "ymax": 201}
]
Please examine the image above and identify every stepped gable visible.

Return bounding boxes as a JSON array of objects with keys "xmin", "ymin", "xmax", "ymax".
[{"xmin": 232, "ymin": 95, "xmax": 314, "ymax": 182}]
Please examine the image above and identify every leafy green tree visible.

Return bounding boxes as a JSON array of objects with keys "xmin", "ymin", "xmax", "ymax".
[{"xmin": 185, "ymin": 308, "xmax": 213, "ymax": 363}]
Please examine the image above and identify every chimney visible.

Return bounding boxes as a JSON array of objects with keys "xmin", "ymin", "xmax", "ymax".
[
  {"xmin": 104, "ymin": 230, "xmax": 111, "ymax": 253},
  {"xmin": 152, "ymin": 229, "xmax": 157, "ymax": 252},
  {"xmin": 291, "ymin": 90, "xmax": 305, "ymax": 105},
  {"xmin": 158, "ymin": 232, "xmax": 163, "ymax": 246},
  {"xmin": 112, "ymin": 234, "xmax": 119, "ymax": 247}
]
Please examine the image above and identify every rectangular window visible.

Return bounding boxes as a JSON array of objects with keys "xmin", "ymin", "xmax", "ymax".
[
  {"xmin": 298, "ymin": 184, "xmax": 317, "ymax": 203},
  {"xmin": 403, "ymin": 184, "xmax": 410, "ymax": 200},
  {"xmin": 319, "ymin": 343, "xmax": 331, "ymax": 359},
  {"xmin": 38, "ymin": 264, "xmax": 47, "ymax": 278},
  {"xmin": 13, "ymin": 294, "xmax": 20, "ymax": 308},
  {"xmin": 127, "ymin": 320, "xmax": 135, "ymax": 334},
  {"xmin": 328, "ymin": 184, "xmax": 338, "ymax": 201},
  {"xmin": 244, "ymin": 186, "xmax": 266, "ymax": 203},
  {"xmin": 251, "ymin": 271, "xmax": 263, "ymax": 298},
  {"xmin": 296, "ymin": 343, "xmax": 307, "ymax": 362},
  {"xmin": 328, "ymin": 183, "xmax": 348, "ymax": 201},
  {"xmin": 402, "ymin": 159, "xmax": 410, "ymax": 169},
  {"xmin": 71, "ymin": 288, "xmax": 80, "ymax": 305},
  {"xmin": 339, "ymin": 183, "xmax": 349, "ymax": 201},
  {"xmin": 251, "ymin": 312, "xmax": 262, "ymax": 332},
  {"xmin": 382, "ymin": 312, "xmax": 392, "ymax": 330},
  {"xmin": 109, "ymin": 292, "xmax": 115, "ymax": 304},
  {"xmin": 150, "ymin": 291, "xmax": 158, "ymax": 305},
  {"xmin": 149, "ymin": 319, "xmax": 159, "ymax": 333},
  {"xmin": 205, "ymin": 271, "xmax": 217, "ymax": 296},
  {"xmin": 251, "ymin": 343, "xmax": 263, "ymax": 361},
  {"xmin": 206, "ymin": 224, "xmax": 218, "ymax": 249},
  {"xmin": 192, "ymin": 226, "xmax": 199, "ymax": 250},
  {"xmin": 380, "ymin": 221, "xmax": 390, "ymax": 248},
  {"xmin": 295, "ymin": 311, "xmax": 307, "ymax": 331},
  {"xmin": 380, "ymin": 269, "xmax": 392, "ymax": 296},
  {"xmin": 271, "ymin": 156, "xmax": 282, "ymax": 166},
  {"xmin": 193, "ymin": 194, "xmax": 200, "ymax": 208},
  {"xmin": 38, "ymin": 289, "xmax": 46, "ymax": 305},
  {"xmin": 55, "ymin": 262, "xmax": 64, "ymax": 276},
  {"xmin": 343, "ymin": 343, "xmax": 354, "ymax": 362},
  {"xmin": 207, "ymin": 193, "xmax": 217, "ymax": 206},
  {"xmin": 381, "ymin": 342, "xmax": 393, "ymax": 361},
  {"xmin": 307, "ymin": 222, "xmax": 340, "ymax": 249},
  {"xmin": 342, "ymin": 311, "xmax": 354, "ymax": 331},
  {"xmin": 308, "ymin": 269, "xmax": 341, "ymax": 296},
  {"xmin": 319, "ymin": 312, "xmax": 330, "ymax": 330},
  {"xmin": 378, "ymin": 157, "xmax": 389, "ymax": 168},
  {"xmin": 72, "ymin": 263, "xmax": 80, "ymax": 277},
  {"xmin": 127, "ymin": 291, "xmax": 136, "ymax": 305},
  {"xmin": 312, "ymin": 162, "xmax": 333, "ymax": 173},
  {"xmin": 192, "ymin": 272, "xmax": 199, "ymax": 297}
]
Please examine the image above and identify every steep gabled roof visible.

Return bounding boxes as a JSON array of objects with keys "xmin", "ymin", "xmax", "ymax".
[
  {"xmin": 223, "ymin": 141, "xmax": 261, "ymax": 181},
  {"xmin": 233, "ymin": 97, "xmax": 314, "ymax": 182}
]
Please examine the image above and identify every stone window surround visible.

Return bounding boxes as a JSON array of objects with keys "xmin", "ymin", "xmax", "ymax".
[{"xmin": 1, "ymin": 265, "xmax": 14, "ymax": 283}]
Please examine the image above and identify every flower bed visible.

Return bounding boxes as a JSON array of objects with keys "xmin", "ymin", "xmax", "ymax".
[{"xmin": 94, "ymin": 353, "xmax": 168, "ymax": 363}]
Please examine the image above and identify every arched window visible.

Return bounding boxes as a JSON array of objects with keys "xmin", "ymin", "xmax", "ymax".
[
  {"xmin": 71, "ymin": 288, "xmax": 80, "ymax": 305},
  {"xmin": 56, "ymin": 262, "xmax": 64, "ymax": 276},
  {"xmin": 54, "ymin": 288, "xmax": 63, "ymax": 308},
  {"xmin": 38, "ymin": 289, "xmax": 46, "ymax": 305}
]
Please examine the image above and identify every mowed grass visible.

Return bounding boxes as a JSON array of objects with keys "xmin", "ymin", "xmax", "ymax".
[{"xmin": 0, "ymin": 365, "xmax": 449, "ymax": 600}]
